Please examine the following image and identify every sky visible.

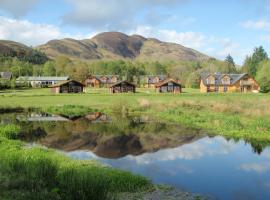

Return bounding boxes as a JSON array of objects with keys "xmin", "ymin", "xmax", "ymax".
[{"xmin": 1, "ymin": 0, "xmax": 270, "ymax": 64}]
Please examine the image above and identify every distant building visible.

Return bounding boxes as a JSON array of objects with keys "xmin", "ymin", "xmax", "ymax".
[
  {"xmin": 200, "ymin": 73, "xmax": 260, "ymax": 93},
  {"xmin": 140, "ymin": 75, "xmax": 167, "ymax": 88},
  {"xmin": 109, "ymin": 80, "xmax": 136, "ymax": 93},
  {"xmin": 50, "ymin": 80, "xmax": 85, "ymax": 94},
  {"xmin": 85, "ymin": 75, "xmax": 120, "ymax": 87},
  {"xmin": 155, "ymin": 78, "xmax": 182, "ymax": 93},
  {"xmin": 0, "ymin": 72, "xmax": 12, "ymax": 80},
  {"xmin": 16, "ymin": 76, "xmax": 69, "ymax": 88}
]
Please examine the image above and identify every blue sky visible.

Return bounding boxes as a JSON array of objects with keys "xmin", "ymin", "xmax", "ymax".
[{"xmin": 0, "ymin": 0, "xmax": 270, "ymax": 64}]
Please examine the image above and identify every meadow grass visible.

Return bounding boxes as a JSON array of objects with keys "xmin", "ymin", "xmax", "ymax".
[{"xmin": 0, "ymin": 125, "xmax": 151, "ymax": 200}]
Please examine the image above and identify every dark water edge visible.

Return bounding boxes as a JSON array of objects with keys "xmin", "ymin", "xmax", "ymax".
[{"xmin": 1, "ymin": 111, "xmax": 270, "ymax": 200}]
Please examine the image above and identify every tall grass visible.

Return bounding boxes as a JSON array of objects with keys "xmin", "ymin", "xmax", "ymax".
[
  {"xmin": 0, "ymin": 124, "xmax": 21, "ymax": 139},
  {"xmin": 0, "ymin": 125, "xmax": 151, "ymax": 200},
  {"xmin": 43, "ymin": 105, "xmax": 96, "ymax": 118}
]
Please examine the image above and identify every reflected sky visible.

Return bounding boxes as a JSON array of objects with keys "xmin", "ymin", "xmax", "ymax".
[
  {"xmin": 2, "ymin": 112, "xmax": 270, "ymax": 200},
  {"xmin": 68, "ymin": 136, "xmax": 270, "ymax": 200}
]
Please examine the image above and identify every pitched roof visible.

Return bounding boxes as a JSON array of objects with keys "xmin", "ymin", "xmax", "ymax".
[
  {"xmin": 110, "ymin": 80, "xmax": 136, "ymax": 87},
  {"xmin": 16, "ymin": 76, "xmax": 69, "ymax": 81},
  {"xmin": 200, "ymin": 73, "xmax": 248, "ymax": 86},
  {"xmin": 0, "ymin": 72, "xmax": 12, "ymax": 80},
  {"xmin": 155, "ymin": 78, "xmax": 181, "ymax": 87},
  {"xmin": 140, "ymin": 75, "xmax": 167, "ymax": 84},
  {"xmin": 50, "ymin": 79, "xmax": 85, "ymax": 87}
]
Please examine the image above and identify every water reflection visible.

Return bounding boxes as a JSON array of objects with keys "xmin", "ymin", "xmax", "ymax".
[
  {"xmin": 68, "ymin": 136, "xmax": 270, "ymax": 200},
  {"xmin": 1, "ymin": 112, "xmax": 270, "ymax": 199}
]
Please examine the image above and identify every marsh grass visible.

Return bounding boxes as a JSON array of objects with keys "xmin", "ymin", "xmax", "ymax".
[
  {"xmin": 0, "ymin": 125, "xmax": 151, "ymax": 200},
  {"xmin": 43, "ymin": 105, "xmax": 96, "ymax": 118},
  {"xmin": 0, "ymin": 124, "xmax": 21, "ymax": 139}
]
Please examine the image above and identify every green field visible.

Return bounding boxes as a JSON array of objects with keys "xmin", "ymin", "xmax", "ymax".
[{"xmin": 1, "ymin": 88, "xmax": 270, "ymax": 199}]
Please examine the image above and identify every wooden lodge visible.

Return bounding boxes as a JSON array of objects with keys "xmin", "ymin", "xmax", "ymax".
[
  {"xmin": 200, "ymin": 73, "xmax": 260, "ymax": 93},
  {"xmin": 85, "ymin": 75, "xmax": 119, "ymax": 88},
  {"xmin": 155, "ymin": 78, "xmax": 182, "ymax": 93},
  {"xmin": 50, "ymin": 80, "xmax": 85, "ymax": 94},
  {"xmin": 109, "ymin": 80, "xmax": 136, "ymax": 93}
]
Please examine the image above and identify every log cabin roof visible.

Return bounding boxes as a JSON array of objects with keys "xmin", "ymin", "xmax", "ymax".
[
  {"xmin": 200, "ymin": 73, "xmax": 248, "ymax": 86},
  {"xmin": 0, "ymin": 72, "xmax": 12, "ymax": 80},
  {"xmin": 50, "ymin": 79, "xmax": 85, "ymax": 87},
  {"xmin": 110, "ymin": 80, "xmax": 136, "ymax": 88},
  {"xmin": 155, "ymin": 78, "xmax": 181, "ymax": 87}
]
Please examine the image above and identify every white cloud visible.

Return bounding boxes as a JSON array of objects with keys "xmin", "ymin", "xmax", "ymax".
[
  {"xmin": 62, "ymin": 0, "xmax": 188, "ymax": 29},
  {"xmin": 241, "ymin": 19, "xmax": 270, "ymax": 31},
  {"xmin": 0, "ymin": 0, "xmax": 39, "ymax": 17},
  {"xmin": 0, "ymin": 16, "xmax": 95, "ymax": 46},
  {"xmin": 132, "ymin": 26, "xmax": 206, "ymax": 49}
]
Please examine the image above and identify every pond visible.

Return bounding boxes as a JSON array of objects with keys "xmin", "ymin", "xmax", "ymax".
[{"xmin": 1, "ymin": 111, "xmax": 270, "ymax": 200}]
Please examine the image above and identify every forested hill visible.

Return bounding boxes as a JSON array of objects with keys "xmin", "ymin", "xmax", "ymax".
[
  {"xmin": 0, "ymin": 40, "xmax": 48, "ymax": 64},
  {"xmin": 37, "ymin": 32, "xmax": 211, "ymax": 62}
]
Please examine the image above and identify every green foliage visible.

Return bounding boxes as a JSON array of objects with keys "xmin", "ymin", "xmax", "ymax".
[
  {"xmin": 0, "ymin": 124, "xmax": 21, "ymax": 139},
  {"xmin": 256, "ymin": 60, "xmax": 270, "ymax": 92},
  {"xmin": 44, "ymin": 105, "xmax": 96, "ymax": 118},
  {"xmin": 42, "ymin": 61, "xmax": 56, "ymax": 76},
  {"xmin": 242, "ymin": 46, "xmax": 268, "ymax": 77}
]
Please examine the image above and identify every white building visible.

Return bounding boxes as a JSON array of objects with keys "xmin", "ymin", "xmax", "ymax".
[{"xmin": 16, "ymin": 76, "xmax": 69, "ymax": 87}]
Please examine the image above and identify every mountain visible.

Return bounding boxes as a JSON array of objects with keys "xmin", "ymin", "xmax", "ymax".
[{"xmin": 37, "ymin": 32, "xmax": 211, "ymax": 62}]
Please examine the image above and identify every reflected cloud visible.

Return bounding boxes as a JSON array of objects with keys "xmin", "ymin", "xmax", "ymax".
[
  {"xmin": 126, "ymin": 136, "xmax": 236, "ymax": 165},
  {"xmin": 238, "ymin": 162, "xmax": 270, "ymax": 173}
]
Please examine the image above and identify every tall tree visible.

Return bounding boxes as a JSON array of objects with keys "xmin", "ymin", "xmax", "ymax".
[
  {"xmin": 225, "ymin": 54, "xmax": 235, "ymax": 66},
  {"xmin": 224, "ymin": 54, "xmax": 237, "ymax": 73},
  {"xmin": 256, "ymin": 60, "xmax": 270, "ymax": 93},
  {"xmin": 43, "ymin": 61, "xmax": 56, "ymax": 76},
  {"xmin": 246, "ymin": 46, "xmax": 268, "ymax": 77}
]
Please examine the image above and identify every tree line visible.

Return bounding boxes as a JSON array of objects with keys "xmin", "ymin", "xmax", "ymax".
[{"xmin": 0, "ymin": 46, "xmax": 270, "ymax": 92}]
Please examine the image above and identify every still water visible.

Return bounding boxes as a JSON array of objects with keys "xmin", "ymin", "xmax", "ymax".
[{"xmin": 1, "ymin": 112, "xmax": 270, "ymax": 200}]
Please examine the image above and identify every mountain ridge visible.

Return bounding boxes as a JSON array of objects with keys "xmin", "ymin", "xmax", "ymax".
[{"xmin": 0, "ymin": 32, "xmax": 212, "ymax": 63}]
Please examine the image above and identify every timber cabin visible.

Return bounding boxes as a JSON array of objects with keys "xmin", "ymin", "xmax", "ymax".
[
  {"xmin": 140, "ymin": 75, "xmax": 167, "ymax": 88},
  {"xmin": 200, "ymin": 73, "xmax": 260, "ymax": 93},
  {"xmin": 16, "ymin": 76, "xmax": 69, "ymax": 88},
  {"xmin": 50, "ymin": 80, "xmax": 85, "ymax": 94},
  {"xmin": 85, "ymin": 75, "xmax": 119, "ymax": 88},
  {"xmin": 109, "ymin": 80, "xmax": 136, "ymax": 93},
  {"xmin": 155, "ymin": 78, "xmax": 182, "ymax": 93}
]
